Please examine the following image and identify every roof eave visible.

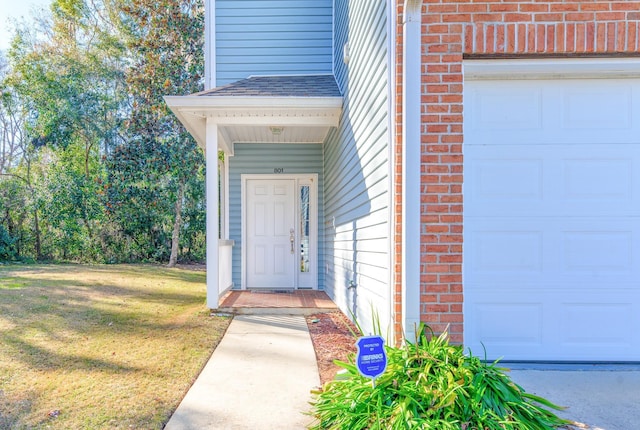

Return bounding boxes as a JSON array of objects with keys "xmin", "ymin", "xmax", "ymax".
[
  {"xmin": 165, "ymin": 100, "xmax": 208, "ymax": 149},
  {"xmin": 164, "ymin": 95, "xmax": 343, "ymax": 153}
]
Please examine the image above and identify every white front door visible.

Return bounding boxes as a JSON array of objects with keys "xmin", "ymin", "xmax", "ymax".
[{"xmin": 243, "ymin": 175, "xmax": 318, "ymax": 289}]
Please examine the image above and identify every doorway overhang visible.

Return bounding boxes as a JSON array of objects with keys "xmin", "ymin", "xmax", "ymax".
[
  {"xmin": 165, "ymin": 74, "xmax": 343, "ymax": 155},
  {"xmin": 164, "ymin": 74, "xmax": 342, "ymax": 307}
]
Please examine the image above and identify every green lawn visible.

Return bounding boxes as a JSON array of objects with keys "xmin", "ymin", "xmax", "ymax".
[{"xmin": 0, "ymin": 264, "xmax": 230, "ymax": 429}]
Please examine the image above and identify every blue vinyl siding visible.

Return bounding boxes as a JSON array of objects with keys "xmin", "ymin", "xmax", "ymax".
[
  {"xmin": 228, "ymin": 144, "xmax": 324, "ymax": 289},
  {"xmin": 323, "ymin": 0, "xmax": 391, "ymax": 336},
  {"xmin": 215, "ymin": 0, "xmax": 333, "ymax": 85}
]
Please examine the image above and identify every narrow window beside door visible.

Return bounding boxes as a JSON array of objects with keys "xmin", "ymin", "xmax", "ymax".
[{"xmin": 300, "ymin": 185, "xmax": 310, "ymax": 273}]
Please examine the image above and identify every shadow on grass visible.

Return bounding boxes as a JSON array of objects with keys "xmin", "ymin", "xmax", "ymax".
[
  {"xmin": 0, "ymin": 264, "xmax": 231, "ymax": 430},
  {"xmin": 1, "ymin": 263, "xmax": 206, "ymax": 284},
  {"xmin": 0, "ymin": 390, "xmax": 34, "ymax": 430},
  {"xmin": 2, "ymin": 334, "xmax": 140, "ymax": 373},
  {"xmin": 0, "ymin": 264, "xmax": 209, "ymax": 371}
]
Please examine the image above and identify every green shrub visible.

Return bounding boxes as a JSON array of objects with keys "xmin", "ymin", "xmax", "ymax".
[
  {"xmin": 309, "ymin": 325, "xmax": 570, "ymax": 430},
  {"xmin": 0, "ymin": 225, "xmax": 17, "ymax": 261}
]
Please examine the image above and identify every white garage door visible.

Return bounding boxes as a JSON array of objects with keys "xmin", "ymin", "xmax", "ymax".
[{"xmin": 464, "ymin": 70, "xmax": 640, "ymax": 361}]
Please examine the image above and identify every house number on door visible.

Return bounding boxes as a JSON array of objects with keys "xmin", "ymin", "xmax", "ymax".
[{"xmin": 274, "ymin": 168, "xmax": 284, "ymax": 173}]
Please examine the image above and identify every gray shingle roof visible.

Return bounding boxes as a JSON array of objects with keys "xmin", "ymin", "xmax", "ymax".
[{"xmin": 196, "ymin": 75, "xmax": 342, "ymax": 98}]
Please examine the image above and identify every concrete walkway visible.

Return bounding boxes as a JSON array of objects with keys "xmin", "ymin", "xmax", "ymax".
[
  {"xmin": 164, "ymin": 312, "xmax": 640, "ymax": 430},
  {"xmin": 164, "ymin": 314, "xmax": 319, "ymax": 430}
]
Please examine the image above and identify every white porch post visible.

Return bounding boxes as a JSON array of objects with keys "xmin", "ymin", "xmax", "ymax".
[
  {"xmin": 206, "ymin": 118, "xmax": 220, "ymax": 308},
  {"xmin": 402, "ymin": 0, "xmax": 423, "ymax": 343}
]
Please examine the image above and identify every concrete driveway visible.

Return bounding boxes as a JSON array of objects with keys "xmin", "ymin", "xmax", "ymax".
[{"xmin": 507, "ymin": 366, "xmax": 640, "ymax": 430}]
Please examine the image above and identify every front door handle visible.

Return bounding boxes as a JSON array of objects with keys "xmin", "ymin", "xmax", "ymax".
[{"xmin": 290, "ymin": 228, "xmax": 295, "ymax": 254}]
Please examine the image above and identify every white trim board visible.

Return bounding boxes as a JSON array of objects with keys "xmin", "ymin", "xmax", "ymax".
[
  {"xmin": 386, "ymin": 0, "xmax": 398, "ymax": 345},
  {"xmin": 401, "ymin": 0, "xmax": 424, "ymax": 344},
  {"xmin": 464, "ymin": 58, "xmax": 640, "ymax": 80}
]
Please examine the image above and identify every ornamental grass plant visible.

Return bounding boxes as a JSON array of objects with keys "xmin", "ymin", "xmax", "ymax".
[{"xmin": 309, "ymin": 324, "xmax": 571, "ymax": 430}]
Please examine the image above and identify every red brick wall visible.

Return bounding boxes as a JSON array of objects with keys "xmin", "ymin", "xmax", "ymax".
[{"xmin": 394, "ymin": 1, "xmax": 640, "ymax": 344}]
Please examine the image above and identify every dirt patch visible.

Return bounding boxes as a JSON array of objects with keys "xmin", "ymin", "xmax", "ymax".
[
  {"xmin": 306, "ymin": 312, "xmax": 360, "ymax": 385},
  {"xmin": 175, "ymin": 263, "xmax": 206, "ymax": 271}
]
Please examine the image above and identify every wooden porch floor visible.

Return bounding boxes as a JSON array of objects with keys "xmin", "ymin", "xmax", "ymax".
[{"xmin": 218, "ymin": 290, "xmax": 337, "ymax": 314}]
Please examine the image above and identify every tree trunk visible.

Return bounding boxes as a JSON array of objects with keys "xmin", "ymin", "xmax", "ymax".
[
  {"xmin": 167, "ymin": 180, "xmax": 184, "ymax": 268},
  {"xmin": 33, "ymin": 206, "xmax": 42, "ymax": 260}
]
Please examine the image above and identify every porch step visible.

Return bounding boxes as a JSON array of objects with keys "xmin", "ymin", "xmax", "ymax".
[
  {"xmin": 216, "ymin": 306, "xmax": 338, "ymax": 316},
  {"xmin": 218, "ymin": 290, "xmax": 338, "ymax": 316}
]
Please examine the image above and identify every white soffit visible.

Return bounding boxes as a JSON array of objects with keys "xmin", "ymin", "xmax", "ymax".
[{"xmin": 164, "ymin": 95, "xmax": 343, "ymax": 153}]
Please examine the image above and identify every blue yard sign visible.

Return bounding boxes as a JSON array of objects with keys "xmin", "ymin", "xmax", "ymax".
[{"xmin": 355, "ymin": 335, "xmax": 387, "ymax": 385}]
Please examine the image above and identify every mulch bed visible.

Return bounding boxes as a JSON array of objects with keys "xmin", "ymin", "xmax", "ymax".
[{"xmin": 306, "ymin": 311, "xmax": 360, "ymax": 384}]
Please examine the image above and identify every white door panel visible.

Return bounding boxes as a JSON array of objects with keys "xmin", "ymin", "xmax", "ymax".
[{"xmin": 246, "ymin": 179, "xmax": 295, "ymax": 288}]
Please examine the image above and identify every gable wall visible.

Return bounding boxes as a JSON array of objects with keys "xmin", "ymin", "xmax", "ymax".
[
  {"xmin": 215, "ymin": 0, "xmax": 333, "ymax": 85},
  {"xmin": 324, "ymin": 0, "xmax": 391, "ymax": 337},
  {"xmin": 394, "ymin": 1, "xmax": 640, "ymax": 343}
]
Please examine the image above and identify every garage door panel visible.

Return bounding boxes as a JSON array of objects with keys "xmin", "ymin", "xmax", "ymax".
[
  {"xmin": 467, "ymin": 218, "xmax": 640, "ymax": 286},
  {"xmin": 465, "ymin": 289, "xmax": 640, "ymax": 360},
  {"xmin": 470, "ymin": 302, "xmax": 544, "ymax": 347},
  {"xmin": 466, "ymin": 80, "xmax": 640, "ymax": 145},
  {"xmin": 562, "ymin": 157, "xmax": 633, "ymax": 203},
  {"xmin": 469, "ymin": 84, "xmax": 543, "ymax": 131},
  {"xmin": 562, "ymin": 229, "xmax": 634, "ymax": 275},
  {"xmin": 466, "ymin": 291, "xmax": 553, "ymax": 360},
  {"xmin": 467, "ymin": 156, "xmax": 544, "ymax": 205},
  {"xmin": 561, "ymin": 85, "xmax": 632, "ymax": 130},
  {"xmin": 467, "ymin": 226, "xmax": 543, "ymax": 275},
  {"xmin": 560, "ymin": 302, "xmax": 633, "ymax": 348},
  {"xmin": 465, "ymin": 146, "xmax": 640, "ymax": 217}
]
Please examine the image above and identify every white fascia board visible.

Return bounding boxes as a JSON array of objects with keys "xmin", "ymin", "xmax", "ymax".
[
  {"xmin": 165, "ymin": 95, "xmax": 343, "ymax": 109},
  {"xmin": 465, "ymin": 58, "xmax": 640, "ymax": 80},
  {"xmin": 165, "ymin": 95, "xmax": 342, "ymax": 127},
  {"xmin": 166, "ymin": 104, "xmax": 207, "ymax": 148},
  {"xmin": 165, "ymin": 98, "xmax": 232, "ymax": 153}
]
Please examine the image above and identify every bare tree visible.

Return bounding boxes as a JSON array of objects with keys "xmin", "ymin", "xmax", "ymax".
[{"xmin": 0, "ymin": 54, "xmax": 26, "ymax": 175}]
